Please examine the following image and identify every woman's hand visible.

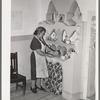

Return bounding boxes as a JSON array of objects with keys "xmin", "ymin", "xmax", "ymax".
[
  {"xmin": 52, "ymin": 50, "xmax": 60, "ymax": 57},
  {"xmin": 48, "ymin": 54, "xmax": 54, "ymax": 58},
  {"xmin": 45, "ymin": 54, "xmax": 54, "ymax": 58}
]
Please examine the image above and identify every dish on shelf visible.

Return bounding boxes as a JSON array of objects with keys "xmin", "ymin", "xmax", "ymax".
[
  {"xmin": 57, "ymin": 45, "xmax": 63, "ymax": 57},
  {"xmin": 46, "ymin": 29, "xmax": 58, "ymax": 41},
  {"xmin": 46, "ymin": 36, "xmax": 57, "ymax": 41},
  {"xmin": 62, "ymin": 46, "xmax": 67, "ymax": 56},
  {"xmin": 57, "ymin": 45, "xmax": 67, "ymax": 57},
  {"xmin": 50, "ymin": 44, "xmax": 57, "ymax": 51}
]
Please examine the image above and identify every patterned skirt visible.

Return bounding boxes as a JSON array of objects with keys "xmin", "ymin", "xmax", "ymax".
[{"xmin": 43, "ymin": 61, "xmax": 63, "ymax": 95}]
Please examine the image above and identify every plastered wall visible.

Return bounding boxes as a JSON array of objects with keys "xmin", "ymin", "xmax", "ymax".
[
  {"xmin": 11, "ymin": 0, "xmax": 41, "ymax": 36},
  {"xmin": 11, "ymin": 39, "xmax": 32, "ymax": 79}
]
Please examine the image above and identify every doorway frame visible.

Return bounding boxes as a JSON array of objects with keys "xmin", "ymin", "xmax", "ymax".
[{"xmin": 81, "ymin": 11, "xmax": 96, "ymax": 99}]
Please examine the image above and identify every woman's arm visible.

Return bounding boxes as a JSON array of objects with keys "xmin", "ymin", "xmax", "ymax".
[{"xmin": 36, "ymin": 49, "xmax": 53, "ymax": 58}]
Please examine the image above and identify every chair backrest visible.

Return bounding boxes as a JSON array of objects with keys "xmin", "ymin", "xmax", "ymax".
[{"xmin": 10, "ymin": 52, "xmax": 18, "ymax": 76}]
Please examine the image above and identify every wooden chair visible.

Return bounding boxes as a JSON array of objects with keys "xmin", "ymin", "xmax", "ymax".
[{"xmin": 10, "ymin": 52, "xmax": 26, "ymax": 95}]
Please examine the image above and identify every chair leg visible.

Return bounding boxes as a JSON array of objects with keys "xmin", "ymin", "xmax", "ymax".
[
  {"xmin": 23, "ymin": 79, "xmax": 26, "ymax": 95},
  {"xmin": 16, "ymin": 83, "xmax": 18, "ymax": 90}
]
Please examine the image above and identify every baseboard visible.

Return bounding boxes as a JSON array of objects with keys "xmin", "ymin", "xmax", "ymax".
[{"xmin": 62, "ymin": 90, "xmax": 83, "ymax": 100}]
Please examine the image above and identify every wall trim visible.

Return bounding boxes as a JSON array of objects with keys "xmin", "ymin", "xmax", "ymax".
[
  {"xmin": 11, "ymin": 35, "xmax": 33, "ymax": 41},
  {"xmin": 62, "ymin": 90, "xmax": 83, "ymax": 100}
]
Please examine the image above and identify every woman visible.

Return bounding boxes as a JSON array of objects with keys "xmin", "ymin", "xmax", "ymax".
[{"xmin": 30, "ymin": 26, "xmax": 54, "ymax": 93}]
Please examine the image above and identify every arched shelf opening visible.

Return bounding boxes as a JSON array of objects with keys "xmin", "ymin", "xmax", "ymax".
[{"xmin": 45, "ymin": 0, "xmax": 82, "ymax": 26}]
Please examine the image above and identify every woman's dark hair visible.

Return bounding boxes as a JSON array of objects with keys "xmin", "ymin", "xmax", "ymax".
[{"xmin": 34, "ymin": 26, "xmax": 46, "ymax": 35}]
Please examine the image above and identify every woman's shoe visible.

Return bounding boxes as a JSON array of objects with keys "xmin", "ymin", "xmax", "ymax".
[
  {"xmin": 30, "ymin": 87, "xmax": 37, "ymax": 93},
  {"xmin": 40, "ymin": 86, "xmax": 46, "ymax": 91},
  {"xmin": 36, "ymin": 85, "xmax": 46, "ymax": 92}
]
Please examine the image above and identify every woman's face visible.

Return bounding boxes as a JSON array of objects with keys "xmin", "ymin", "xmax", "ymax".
[{"xmin": 39, "ymin": 31, "xmax": 45, "ymax": 38}]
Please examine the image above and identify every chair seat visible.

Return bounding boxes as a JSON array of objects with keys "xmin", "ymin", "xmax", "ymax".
[
  {"xmin": 11, "ymin": 74, "xmax": 26, "ymax": 83},
  {"xmin": 10, "ymin": 52, "xmax": 26, "ymax": 95}
]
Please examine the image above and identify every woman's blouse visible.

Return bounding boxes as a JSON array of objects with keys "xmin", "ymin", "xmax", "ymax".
[{"xmin": 30, "ymin": 36, "xmax": 42, "ymax": 51}]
